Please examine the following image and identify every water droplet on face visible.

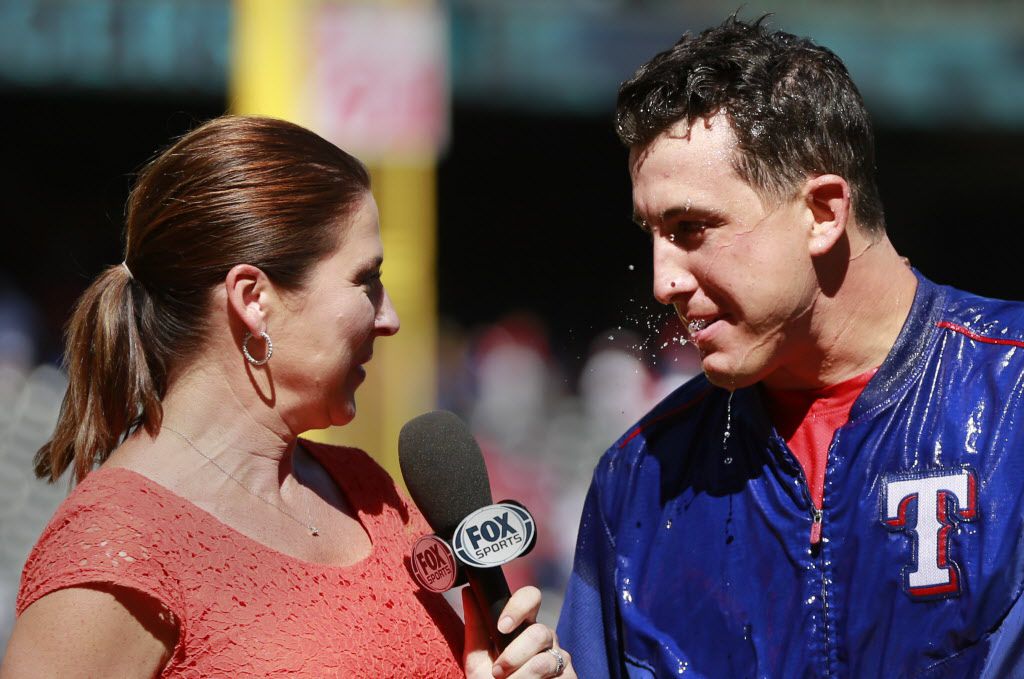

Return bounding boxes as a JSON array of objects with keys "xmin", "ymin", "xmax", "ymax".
[
  {"xmin": 622, "ymin": 590, "xmax": 633, "ymax": 604},
  {"xmin": 665, "ymin": 519, "xmax": 673, "ymax": 529},
  {"xmin": 628, "ymin": 264, "xmax": 635, "ymax": 271}
]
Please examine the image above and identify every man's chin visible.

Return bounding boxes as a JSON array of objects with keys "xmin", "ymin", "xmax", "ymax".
[{"xmin": 700, "ymin": 359, "xmax": 760, "ymax": 391}]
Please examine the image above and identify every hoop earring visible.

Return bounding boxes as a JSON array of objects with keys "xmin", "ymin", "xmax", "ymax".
[{"xmin": 242, "ymin": 330, "xmax": 273, "ymax": 366}]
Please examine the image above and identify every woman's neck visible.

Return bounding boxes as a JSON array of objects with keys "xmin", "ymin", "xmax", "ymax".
[{"xmin": 128, "ymin": 356, "xmax": 301, "ymax": 500}]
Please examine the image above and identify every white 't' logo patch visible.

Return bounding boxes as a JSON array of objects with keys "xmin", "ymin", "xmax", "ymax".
[{"xmin": 881, "ymin": 467, "xmax": 978, "ymax": 600}]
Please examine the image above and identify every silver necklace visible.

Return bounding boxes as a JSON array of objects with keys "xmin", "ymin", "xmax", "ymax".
[{"xmin": 161, "ymin": 425, "xmax": 320, "ymax": 537}]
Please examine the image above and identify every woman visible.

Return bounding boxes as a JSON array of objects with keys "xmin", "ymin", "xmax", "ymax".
[{"xmin": 1, "ymin": 116, "xmax": 574, "ymax": 678}]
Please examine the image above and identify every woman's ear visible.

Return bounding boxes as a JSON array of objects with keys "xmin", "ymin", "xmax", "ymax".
[
  {"xmin": 803, "ymin": 174, "xmax": 851, "ymax": 257},
  {"xmin": 224, "ymin": 264, "xmax": 271, "ymax": 334}
]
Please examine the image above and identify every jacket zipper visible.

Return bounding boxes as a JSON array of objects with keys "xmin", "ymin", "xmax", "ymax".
[
  {"xmin": 816, "ymin": 441, "xmax": 837, "ymax": 677},
  {"xmin": 795, "ymin": 467, "xmax": 833, "ymax": 673},
  {"xmin": 779, "ymin": 439, "xmax": 833, "ymax": 675},
  {"xmin": 810, "ymin": 506, "xmax": 823, "ymax": 545}
]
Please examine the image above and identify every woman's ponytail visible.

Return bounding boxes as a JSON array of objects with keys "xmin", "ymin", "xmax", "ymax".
[{"xmin": 35, "ymin": 264, "xmax": 162, "ymax": 483}]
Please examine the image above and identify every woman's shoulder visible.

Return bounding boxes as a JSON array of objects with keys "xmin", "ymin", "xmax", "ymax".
[
  {"xmin": 37, "ymin": 465, "xmax": 180, "ymax": 533},
  {"xmin": 17, "ymin": 466, "xmax": 190, "ymax": 618}
]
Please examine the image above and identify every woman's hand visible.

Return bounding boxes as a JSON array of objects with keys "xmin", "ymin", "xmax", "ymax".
[{"xmin": 463, "ymin": 586, "xmax": 576, "ymax": 679}]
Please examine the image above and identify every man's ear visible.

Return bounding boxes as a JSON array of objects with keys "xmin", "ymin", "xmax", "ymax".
[
  {"xmin": 224, "ymin": 264, "xmax": 272, "ymax": 334},
  {"xmin": 803, "ymin": 174, "xmax": 851, "ymax": 256}
]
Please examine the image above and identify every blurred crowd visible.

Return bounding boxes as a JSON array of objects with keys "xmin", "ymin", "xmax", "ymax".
[
  {"xmin": 438, "ymin": 310, "xmax": 701, "ymax": 622},
  {"xmin": 0, "ymin": 276, "xmax": 701, "ymax": 645},
  {"xmin": 0, "ymin": 283, "xmax": 69, "ymax": 650}
]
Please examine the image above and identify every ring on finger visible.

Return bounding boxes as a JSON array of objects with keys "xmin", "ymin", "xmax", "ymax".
[{"xmin": 546, "ymin": 647, "xmax": 566, "ymax": 676}]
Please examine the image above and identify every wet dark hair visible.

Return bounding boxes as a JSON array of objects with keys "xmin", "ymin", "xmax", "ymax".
[
  {"xmin": 36, "ymin": 115, "xmax": 371, "ymax": 483},
  {"xmin": 617, "ymin": 14, "xmax": 885, "ymax": 233}
]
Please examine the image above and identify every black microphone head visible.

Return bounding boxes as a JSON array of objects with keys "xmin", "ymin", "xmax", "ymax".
[{"xmin": 399, "ymin": 410, "xmax": 493, "ymax": 539}]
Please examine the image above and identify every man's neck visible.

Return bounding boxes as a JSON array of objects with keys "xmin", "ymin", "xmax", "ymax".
[{"xmin": 766, "ymin": 232, "xmax": 918, "ymax": 390}]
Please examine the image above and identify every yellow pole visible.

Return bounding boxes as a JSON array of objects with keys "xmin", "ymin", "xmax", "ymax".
[
  {"xmin": 373, "ymin": 162, "xmax": 438, "ymax": 468},
  {"xmin": 326, "ymin": 162, "xmax": 438, "ymax": 480},
  {"xmin": 229, "ymin": 0, "xmax": 305, "ymax": 121},
  {"xmin": 229, "ymin": 0, "xmax": 439, "ymax": 482}
]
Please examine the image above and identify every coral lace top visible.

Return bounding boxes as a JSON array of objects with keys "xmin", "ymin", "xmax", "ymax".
[{"xmin": 17, "ymin": 441, "xmax": 465, "ymax": 678}]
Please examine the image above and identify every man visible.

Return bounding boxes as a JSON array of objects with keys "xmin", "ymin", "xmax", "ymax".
[{"xmin": 558, "ymin": 16, "xmax": 1024, "ymax": 678}]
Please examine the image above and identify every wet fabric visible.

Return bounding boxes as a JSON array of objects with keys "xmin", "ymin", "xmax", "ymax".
[
  {"xmin": 764, "ymin": 367, "xmax": 877, "ymax": 512},
  {"xmin": 558, "ymin": 272, "xmax": 1024, "ymax": 678},
  {"xmin": 17, "ymin": 442, "xmax": 465, "ymax": 678}
]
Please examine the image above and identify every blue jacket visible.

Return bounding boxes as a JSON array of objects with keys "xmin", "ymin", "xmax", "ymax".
[{"xmin": 558, "ymin": 274, "xmax": 1024, "ymax": 678}]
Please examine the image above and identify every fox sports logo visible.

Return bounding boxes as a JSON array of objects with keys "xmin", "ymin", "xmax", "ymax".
[{"xmin": 452, "ymin": 502, "xmax": 536, "ymax": 568}]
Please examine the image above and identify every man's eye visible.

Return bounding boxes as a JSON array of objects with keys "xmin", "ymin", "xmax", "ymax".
[
  {"xmin": 663, "ymin": 221, "xmax": 708, "ymax": 242},
  {"xmin": 677, "ymin": 221, "xmax": 707, "ymax": 234}
]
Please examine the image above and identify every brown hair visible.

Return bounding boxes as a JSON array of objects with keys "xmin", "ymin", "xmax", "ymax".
[
  {"xmin": 36, "ymin": 115, "xmax": 370, "ymax": 483},
  {"xmin": 617, "ymin": 15, "xmax": 885, "ymax": 234}
]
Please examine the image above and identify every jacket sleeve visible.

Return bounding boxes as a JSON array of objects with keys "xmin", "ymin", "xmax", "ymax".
[{"xmin": 557, "ymin": 475, "xmax": 623, "ymax": 678}]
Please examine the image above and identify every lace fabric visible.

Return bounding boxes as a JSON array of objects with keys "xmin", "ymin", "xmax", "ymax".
[{"xmin": 17, "ymin": 442, "xmax": 465, "ymax": 678}]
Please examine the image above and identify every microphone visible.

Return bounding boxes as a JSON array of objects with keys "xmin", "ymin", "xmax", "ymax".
[{"xmin": 399, "ymin": 410, "xmax": 532, "ymax": 652}]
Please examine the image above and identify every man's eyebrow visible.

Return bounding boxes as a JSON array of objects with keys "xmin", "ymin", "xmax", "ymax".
[{"xmin": 661, "ymin": 204, "xmax": 723, "ymax": 222}]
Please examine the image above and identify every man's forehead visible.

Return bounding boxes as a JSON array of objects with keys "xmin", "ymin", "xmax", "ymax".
[{"xmin": 629, "ymin": 114, "xmax": 737, "ymax": 177}]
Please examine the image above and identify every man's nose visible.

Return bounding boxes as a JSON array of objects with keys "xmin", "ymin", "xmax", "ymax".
[{"xmin": 652, "ymin": 236, "xmax": 697, "ymax": 305}]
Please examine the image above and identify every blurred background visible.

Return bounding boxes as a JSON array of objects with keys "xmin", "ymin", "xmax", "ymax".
[{"xmin": 1, "ymin": 0, "xmax": 1022, "ymax": 650}]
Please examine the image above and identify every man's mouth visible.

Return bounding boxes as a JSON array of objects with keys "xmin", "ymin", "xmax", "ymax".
[{"xmin": 685, "ymin": 315, "xmax": 727, "ymax": 344}]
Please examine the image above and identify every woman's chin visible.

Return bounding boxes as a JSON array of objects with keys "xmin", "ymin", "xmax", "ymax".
[
  {"xmin": 331, "ymin": 400, "xmax": 358, "ymax": 428},
  {"xmin": 293, "ymin": 398, "xmax": 356, "ymax": 433}
]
